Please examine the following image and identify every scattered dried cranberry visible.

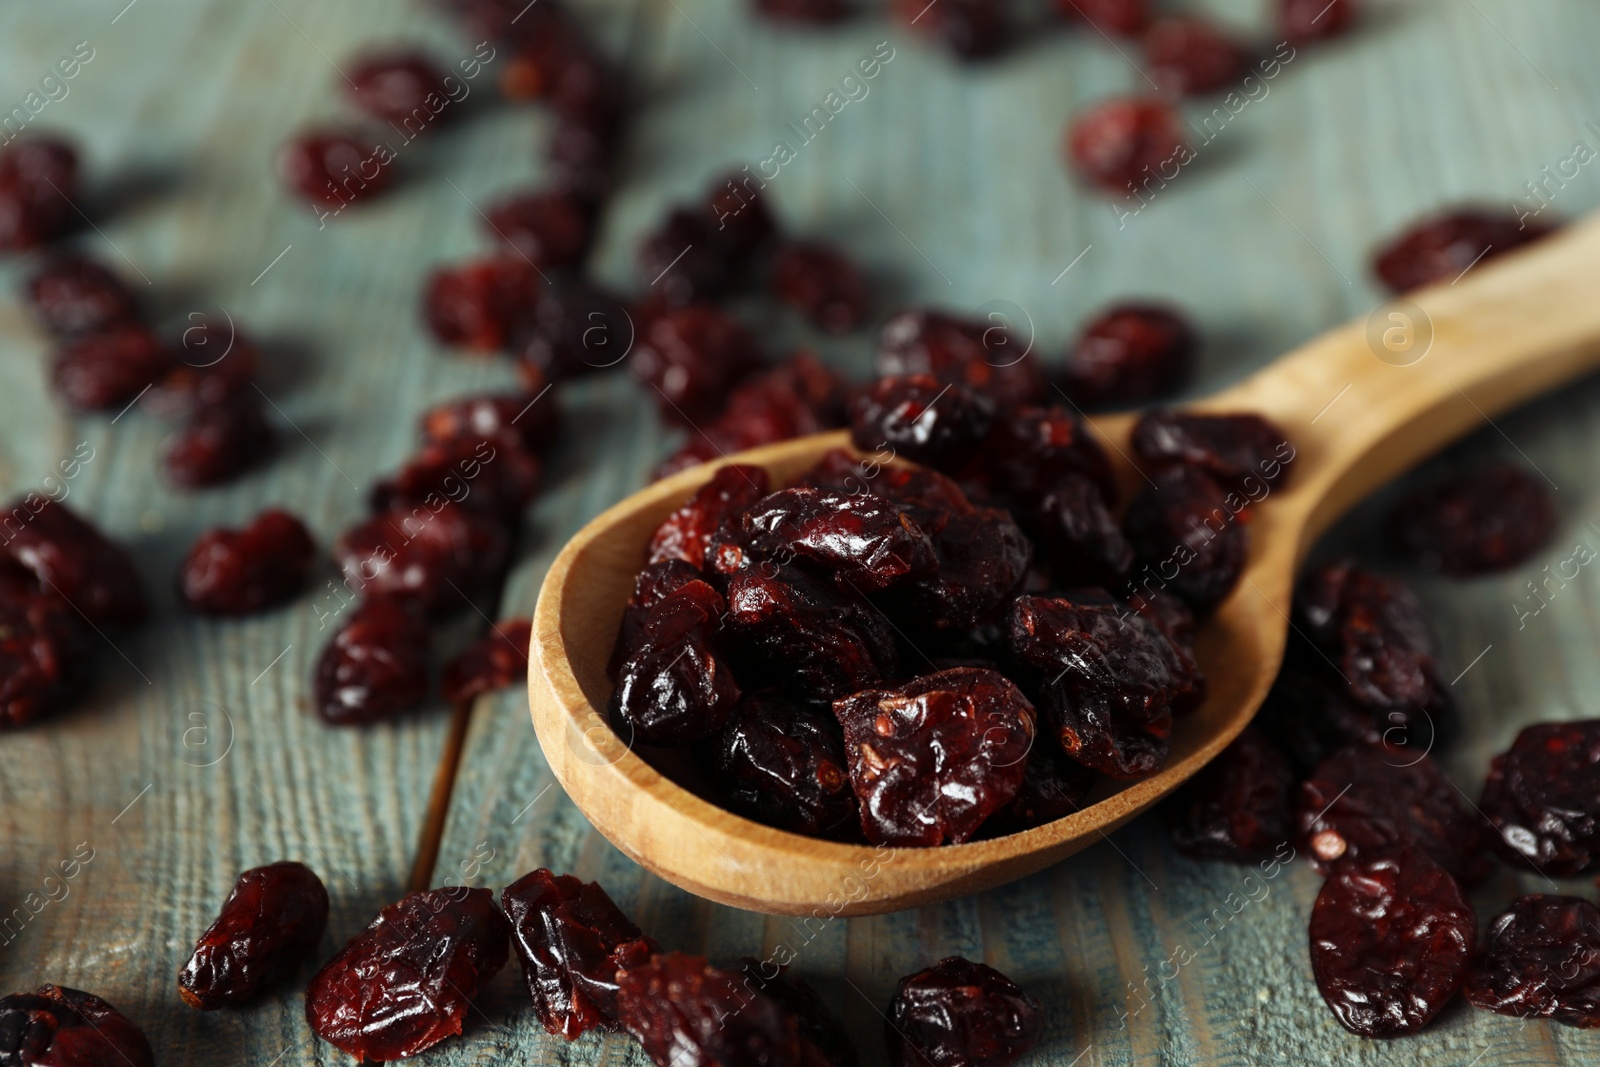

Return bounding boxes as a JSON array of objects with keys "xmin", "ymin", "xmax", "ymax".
[
  {"xmin": 313, "ymin": 596, "xmax": 432, "ymax": 725},
  {"xmin": 612, "ymin": 560, "xmax": 704, "ymax": 675},
  {"xmin": 51, "ymin": 324, "xmax": 176, "ymax": 412},
  {"xmin": 1478, "ymin": 720, "xmax": 1600, "ymax": 877},
  {"xmin": 1132, "ymin": 410, "xmax": 1294, "ymax": 493},
  {"xmin": 420, "ymin": 389, "xmax": 560, "ymax": 457},
  {"xmin": 335, "ymin": 502, "xmax": 509, "ymax": 617},
  {"xmin": 162, "ymin": 397, "xmax": 278, "ymax": 489},
  {"xmin": 770, "ymin": 241, "xmax": 870, "ymax": 332},
  {"xmin": 1254, "ymin": 663, "xmax": 1384, "ymax": 776},
  {"xmin": 742, "ymin": 486, "xmax": 937, "ymax": 594},
  {"xmin": 1144, "ymin": 16, "xmax": 1247, "ymax": 96},
  {"xmin": 1056, "ymin": 0, "xmax": 1149, "ymax": 36},
  {"xmin": 0, "ymin": 572, "xmax": 92, "ymax": 729},
  {"xmin": 1309, "ymin": 847, "xmax": 1474, "ymax": 1038},
  {"xmin": 0, "ymin": 985, "xmax": 153, "ymax": 1066},
  {"xmin": 703, "ymin": 692, "xmax": 859, "ymax": 840},
  {"xmin": 23, "ymin": 255, "xmax": 137, "ymax": 337},
  {"xmin": 630, "ymin": 303, "xmax": 761, "ymax": 423},
  {"xmin": 1464, "ymin": 894, "xmax": 1600, "ymax": 1027},
  {"xmin": 618, "ymin": 953, "xmax": 802, "ymax": 1067},
  {"xmin": 1373, "ymin": 208, "xmax": 1553, "ymax": 293},
  {"xmin": 486, "ymin": 187, "xmax": 594, "ymax": 270},
  {"xmin": 984, "ymin": 742, "xmax": 1098, "ymax": 834},
  {"xmin": 501, "ymin": 868, "xmax": 656, "ymax": 1039},
  {"xmin": 278, "ymin": 128, "xmax": 394, "ymax": 208},
  {"xmin": 144, "ymin": 318, "xmax": 260, "ymax": 418},
  {"xmin": 1386, "ymin": 462, "xmax": 1555, "ymax": 576},
  {"xmin": 705, "ymin": 171, "xmax": 778, "ymax": 262},
  {"xmin": 346, "ymin": 50, "xmax": 454, "ymax": 131},
  {"xmin": 179, "ymin": 861, "xmax": 329, "ymax": 1010},
  {"xmin": 1062, "ymin": 303, "xmax": 1196, "ymax": 408},
  {"xmin": 1280, "ymin": 0, "xmax": 1360, "ymax": 46},
  {"xmin": 886, "ymin": 957, "xmax": 1042, "ymax": 1067},
  {"xmin": 1297, "ymin": 745, "xmax": 1491, "ymax": 882},
  {"xmin": 1, "ymin": 497, "xmax": 147, "ymax": 627},
  {"xmin": 515, "ymin": 280, "xmax": 632, "ymax": 382},
  {"xmin": 180, "ymin": 509, "xmax": 315, "ymax": 616},
  {"xmin": 424, "ymin": 257, "xmax": 542, "ymax": 353},
  {"xmin": 894, "ymin": 0, "xmax": 1009, "ymax": 59},
  {"xmin": 0, "ymin": 138, "xmax": 78, "ymax": 252},
  {"xmin": 1123, "ymin": 464, "xmax": 1247, "ymax": 612},
  {"xmin": 753, "ymin": 0, "xmax": 851, "ymax": 23},
  {"xmin": 1066, "ymin": 99, "xmax": 1188, "ymax": 197},
  {"xmin": 305, "ymin": 887, "xmax": 510, "ymax": 1060},
  {"xmin": 963, "ymin": 404, "xmax": 1114, "ymax": 504},
  {"xmin": 835, "ymin": 667, "xmax": 1034, "ymax": 846},
  {"xmin": 1030, "ymin": 471, "xmax": 1132, "ymax": 587},
  {"xmin": 738, "ymin": 959, "xmax": 856, "ymax": 1067},
  {"xmin": 497, "ymin": 14, "xmax": 588, "ymax": 99},
  {"xmin": 637, "ymin": 210, "xmax": 734, "ymax": 307},
  {"xmin": 877, "ymin": 308, "xmax": 1045, "ymax": 410},
  {"xmin": 648, "ymin": 464, "xmax": 771, "ymax": 568},
  {"xmin": 609, "ymin": 579, "xmax": 741, "ymax": 745},
  {"xmin": 441, "ymin": 618, "xmax": 532, "ymax": 704},
  {"xmin": 370, "ymin": 429, "xmax": 540, "ymax": 518},
  {"xmin": 1163, "ymin": 727, "xmax": 1293, "ymax": 862},
  {"xmin": 851, "ymin": 375, "xmax": 995, "ymax": 471}
]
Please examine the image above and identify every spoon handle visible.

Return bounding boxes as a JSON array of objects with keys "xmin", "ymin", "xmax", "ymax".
[{"xmin": 1207, "ymin": 212, "xmax": 1600, "ymax": 547}]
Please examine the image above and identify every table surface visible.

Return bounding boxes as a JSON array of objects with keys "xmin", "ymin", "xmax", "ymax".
[{"xmin": 3, "ymin": 0, "xmax": 1600, "ymax": 1064}]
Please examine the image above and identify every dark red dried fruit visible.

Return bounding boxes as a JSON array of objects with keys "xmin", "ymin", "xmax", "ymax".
[
  {"xmin": 515, "ymin": 281, "xmax": 632, "ymax": 382},
  {"xmin": 612, "ymin": 560, "xmax": 706, "ymax": 676},
  {"xmin": 1163, "ymin": 727, "xmax": 1293, "ymax": 861},
  {"xmin": 1309, "ymin": 847, "xmax": 1474, "ymax": 1037},
  {"xmin": 144, "ymin": 318, "xmax": 261, "ymax": 419},
  {"xmin": 618, "ymin": 953, "xmax": 802, "ymax": 1067},
  {"xmin": 1062, "ymin": 303, "xmax": 1196, "ymax": 408},
  {"xmin": 638, "ymin": 210, "xmax": 735, "ymax": 307},
  {"xmin": 1254, "ymin": 662, "xmax": 1385, "ymax": 776},
  {"xmin": 501, "ymin": 868, "xmax": 657, "ymax": 1039},
  {"xmin": 346, "ymin": 51, "xmax": 454, "ymax": 131},
  {"xmin": 704, "ymin": 692, "xmax": 859, "ymax": 840},
  {"xmin": 705, "ymin": 171, "xmax": 778, "ymax": 263},
  {"xmin": 726, "ymin": 563, "xmax": 898, "ymax": 701},
  {"xmin": 425, "ymin": 257, "xmax": 541, "ymax": 353},
  {"xmin": 0, "ymin": 985, "xmax": 153, "ymax": 1066},
  {"xmin": 648, "ymin": 464, "xmax": 771, "ymax": 568},
  {"xmin": 335, "ymin": 502, "xmax": 510, "ymax": 617},
  {"xmin": 420, "ymin": 390, "xmax": 560, "ymax": 457},
  {"xmin": 743, "ymin": 486, "xmax": 938, "ymax": 593},
  {"xmin": 609, "ymin": 579, "xmax": 741, "ymax": 745},
  {"xmin": 886, "ymin": 957, "xmax": 1042, "ymax": 1067},
  {"xmin": 441, "ymin": 618, "xmax": 531, "ymax": 704},
  {"xmin": 1066, "ymin": 99, "xmax": 1188, "ymax": 197},
  {"xmin": 964, "ymin": 407, "xmax": 1117, "ymax": 515},
  {"xmin": 1386, "ymin": 462, "xmax": 1556, "ymax": 576},
  {"xmin": 486, "ymin": 187, "xmax": 594, "ymax": 270},
  {"xmin": 313, "ymin": 596, "xmax": 432, "ymax": 725},
  {"xmin": 754, "ymin": 0, "xmax": 851, "ymax": 24},
  {"xmin": 162, "ymin": 398, "xmax": 278, "ymax": 489},
  {"xmin": 631, "ymin": 304, "xmax": 761, "ymax": 424},
  {"xmin": 1123, "ymin": 464, "xmax": 1248, "ymax": 612},
  {"xmin": 180, "ymin": 509, "xmax": 315, "ymax": 616},
  {"xmin": 1056, "ymin": 0, "xmax": 1148, "ymax": 36},
  {"xmin": 497, "ymin": 13, "xmax": 589, "ymax": 99},
  {"xmin": 0, "ymin": 571, "xmax": 92, "ymax": 729},
  {"xmin": 1127, "ymin": 588, "xmax": 1196, "ymax": 654},
  {"xmin": 278, "ymin": 129, "xmax": 395, "ymax": 208},
  {"xmin": 1, "ymin": 497, "xmax": 147, "ymax": 627},
  {"xmin": 984, "ymin": 742, "xmax": 1098, "ymax": 834},
  {"xmin": 371, "ymin": 430, "xmax": 540, "ymax": 519},
  {"xmin": 1297, "ymin": 745, "xmax": 1491, "ymax": 882},
  {"xmin": 179, "ymin": 861, "xmax": 329, "ymax": 1009},
  {"xmin": 1143, "ymin": 16, "xmax": 1247, "ymax": 96},
  {"xmin": 770, "ymin": 241, "xmax": 870, "ymax": 333},
  {"xmin": 851, "ymin": 375, "xmax": 995, "ymax": 472},
  {"xmin": 1131, "ymin": 410, "xmax": 1295, "ymax": 493},
  {"xmin": 1373, "ymin": 208, "xmax": 1553, "ymax": 293},
  {"xmin": 24, "ymin": 255, "xmax": 138, "ymax": 337},
  {"xmin": 1009, "ymin": 593, "xmax": 1203, "ymax": 778},
  {"xmin": 892, "ymin": 502, "xmax": 1033, "ymax": 631},
  {"xmin": 1280, "ymin": 0, "xmax": 1359, "ymax": 46},
  {"xmin": 51, "ymin": 324, "xmax": 176, "ymax": 412},
  {"xmin": 305, "ymin": 887, "xmax": 510, "ymax": 1060},
  {"xmin": 894, "ymin": 0, "xmax": 1009, "ymax": 59},
  {"xmin": 738, "ymin": 959, "xmax": 856, "ymax": 1067},
  {"xmin": 0, "ymin": 138, "xmax": 78, "ymax": 252},
  {"xmin": 1464, "ymin": 894, "xmax": 1600, "ymax": 1028},
  {"xmin": 1479, "ymin": 720, "xmax": 1600, "ymax": 877},
  {"xmin": 1030, "ymin": 472, "xmax": 1133, "ymax": 587},
  {"xmin": 877, "ymin": 308, "xmax": 1045, "ymax": 410},
  {"xmin": 834, "ymin": 667, "xmax": 1033, "ymax": 846}
]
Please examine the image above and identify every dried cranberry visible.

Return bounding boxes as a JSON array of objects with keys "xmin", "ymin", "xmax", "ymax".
[
  {"xmin": 23, "ymin": 255, "xmax": 137, "ymax": 337},
  {"xmin": 179, "ymin": 861, "xmax": 329, "ymax": 1010},
  {"xmin": 0, "ymin": 574, "xmax": 92, "ymax": 729},
  {"xmin": 346, "ymin": 51, "xmax": 454, "ymax": 131},
  {"xmin": 894, "ymin": 0, "xmax": 1009, "ymax": 59},
  {"xmin": 0, "ymin": 138, "xmax": 78, "ymax": 252},
  {"xmin": 1056, "ymin": 0, "xmax": 1148, "ymax": 36},
  {"xmin": 501, "ymin": 869, "xmax": 656, "ymax": 1039},
  {"xmin": 726, "ymin": 563, "xmax": 898, "ymax": 700},
  {"xmin": 51, "ymin": 324, "xmax": 176, "ymax": 412},
  {"xmin": 1309, "ymin": 847, "xmax": 1474, "ymax": 1037},
  {"xmin": 705, "ymin": 171, "xmax": 779, "ymax": 262},
  {"xmin": 1123, "ymin": 464, "xmax": 1247, "ymax": 612},
  {"xmin": 515, "ymin": 280, "xmax": 632, "ymax": 381},
  {"xmin": 738, "ymin": 960, "xmax": 856, "ymax": 1067},
  {"xmin": 851, "ymin": 375, "xmax": 995, "ymax": 471},
  {"xmin": 609, "ymin": 579, "xmax": 741, "ymax": 745},
  {"xmin": 498, "ymin": 15, "xmax": 588, "ymax": 99},
  {"xmin": 648, "ymin": 464, "xmax": 771, "ymax": 568},
  {"xmin": 305, "ymin": 887, "xmax": 510, "ymax": 1060},
  {"xmin": 371, "ymin": 430, "xmax": 540, "ymax": 519},
  {"xmin": 485, "ymin": 187, "xmax": 594, "ymax": 270},
  {"xmin": 1131, "ymin": 409, "xmax": 1294, "ymax": 495},
  {"xmin": 877, "ymin": 308, "xmax": 1045, "ymax": 410},
  {"xmin": 334, "ymin": 503, "xmax": 510, "ymax": 618},
  {"xmin": 638, "ymin": 210, "xmax": 735, "ymax": 307},
  {"xmin": 770, "ymin": 241, "xmax": 869, "ymax": 332},
  {"xmin": 834, "ymin": 667, "xmax": 1034, "ymax": 846},
  {"xmin": 1062, "ymin": 303, "xmax": 1196, "ymax": 408},
  {"xmin": 631, "ymin": 303, "xmax": 761, "ymax": 424},
  {"xmin": 870, "ymin": 465, "xmax": 980, "ymax": 531},
  {"xmin": 1280, "ymin": 0, "xmax": 1359, "ymax": 46},
  {"xmin": 0, "ymin": 985, "xmax": 153, "ymax": 1066},
  {"xmin": 439, "ymin": 618, "xmax": 531, "ymax": 705},
  {"xmin": 1127, "ymin": 588, "xmax": 1196, "ymax": 654},
  {"xmin": 424, "ymin": 256, "xmax": 542, "ymax": 353},
  {"xmin": 703, "ymin": 692, "xmax": 859, "ymax": 840},
  {"xmin": 983, "ymin": 742, "xmax": 1098, "ymax": 834},
  {"xmin": 742, "ymin": 486, "xmax": 938, "ymax": 593},
  {"xmin": 1066, "ymin": 98, "xmax": 1188, "ymax": 197},
  {"xmin": 1297, "ymin": 745, "xmax": 1491, "ymax": 882},
  {"xmin": 1478, "ymin": 720, "xmax": 1600, "ymax": 877},
  {"xmin": 1143, "ymin": 16, "xmax": 1247, "ymax": 96},
  {"xmin": 180, "ymin": 509, "xmax": 315, "ymax": 616},
  {"xmin": 753, "ymin": 0, "xmax": 851, "ymax": 23},
  {"xmin": 313, "ymin": 596, "xmax": 432, "ymax": 725},
  {"xmin": 892, "ymin": 504, "xmax": 1033, "ymax": 631},
  {"xmin": 544, "ymin": 47, "xmax": 626, "ymax": 132},
  {"xmin": 886, "ymin": 958, "xmax": 1041, "ymax": 1067},
  {"xmin": 421, "ymin": 389, "xmax": 560, "ymax": 457},
  {"xmin": 1254, "ymin": 663, "xmax": 1385, "ymax": 776},
  {"xmin": 1386, "ymin": 462, "xmax": 1555, "ymax": 576},
  {"xmin": 144, "ymin": 318, "xmax": 260, "ymax": 418},
  {"xmin": 962, "ymin": 404, "xmax": 1115, "ymax": 505},
  {"xmin": 162, "ymin": 397, "xmax": 278, "ymax": 489},
  {"xmin": 278, "ymin": 129, "xmax": 394, "ymax": 208},
  {"xmin": 1163, "ymin": 727, "xmax": 1293, "ymax": 862},
  {"xmin": 1464, "ymin": 894, "xmax": 1600, "ymax": 1027},
  {"xmin": 618, "ymin": 953, "xmax": 802, "ymax": 1067},
  {"xmin": 1, "ymin": 497, "xmax": 147, "ymax": 627},
  {"xmin": 1030, "ymin": 472, "xmax": 1132, "ymax": 587},
  {"xmin": 1373, "ymin": 207, "xmax": 1553, "ymax": 293},
  {"xmin": 611, "ymin": 560, "xmax": 704, "ymax": 676}
]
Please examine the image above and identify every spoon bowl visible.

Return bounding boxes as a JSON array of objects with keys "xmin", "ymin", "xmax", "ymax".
[{"xmin": 529, "ymin": 213, "xmax": 1600, "ymax": 916}]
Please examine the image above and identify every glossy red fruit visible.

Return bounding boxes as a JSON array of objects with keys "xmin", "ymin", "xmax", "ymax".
[
  {"xmin": 424, "ymin": 257, "xmax": 542, "ymax": 352},
  {"xmin": 851, "ymin": 375, "xmax": 994, "ymax": 472},
  {"xmin": 420, "ymin": 389, "xmax": 560, "ymax": 457},
  {"xmin": 179, "ymin": 861, "xmax": 329, "ymax": 1009},
  {"xmin": 335, "ymin": 502, "xmax": 510, "ymax": 618},
  {"xmin": 1132, "ymin": 410, "xmax": 1295, "ymax": 493},
  {"xmin": 1123, "ymin": 464, "xmax": 1248, "ymax": 612},
  {"xmin": 144, "ymin": 317, "xmax": 261, "ymax": 418},
  {"xmin": 1066, "ymin": 98, "xmax": 1188, "ymax": 197},
  {"xmin": 1, "ymin": 497, "xmax": 147, "ymax": 627},
  {"xmin": 313, "ymin": 596, "xmax": 432, "ymax": 725},
  {"xmin": 162, "ymin": 398, "xmax": 278, "ymax": 489},
  {"xmin": 886, "ymin": 957, "xmax": 1042, "ymax": 1067},
  {"xmin": 962, "ymin": 403, "xmax": 1115, "ymax": 505},
  {"xmin": 515, "ymin": 281, "xmax": 632, "ymax": 382},
  {"xmin": 1386, "ymin": 462, "xmax": 1556, "ymax": 576},
  {"xmin": 1253, "ymin": 663, "xmax": 1386, "ymax": 776},
  {"xmin": 647, "ymin": 464, "xmax": 771, "ymax": 569},
  {"xmin": 180, "ymin": 509, "xmax": 315, "ymax": 616},
  {"xmin": 441, "ymin": 618, "xmax": 532, "ymax": 704},
  {"xmin": 51, "ymin": 324, "xmax": 176, "ymax": 412},
  {"xmin": 278, "ymin": 129, "xmax": 394, "ymax": 208},
  {"xmin": 370, "ymin": 429, "xmax": 540, "ymax": 519},
  {"xmin": 834, "ymin": 667, "xmax": 1034, "ymax": 846},
  {"xmin": 501, "ymin": 869, "xmax": 657, "ymax": 1039},
  {"xmin": 0, "ymin": 570, "xmax": 92, "ymax": 729},
  {"xmin": 485, "ymin": 187, "xmax": 594, "ymax": 270},
  {"xmin": 704, "ymin": 692, "xmax": 860, "ymax": 841},
  {"xmin": 877, "ymin": 308, "xmax": 1046, "ymax": 410},
  {"xmin": 1144, "ymin": 16, "xmax": 1247, "ymax": 96},
  {"xmin": 630, "ymin": 304, "xmax": 761, "ymax": 424},
  {"xmin": 983, "ymin": 742, "xmax": 1098, "ymax": 834},
  {"xmin": 742, "ymin": 486, "xmax": 939, "ymax": 593},
  {"xmin": 617, "ymin": 953, "xmax": 803, "ymax": 1067},
  {"xmin": 0, "ymin": 985, "xmax": 153, "ymax": 1066},
  {"xmin": 1309, "ymin": 847, "xmax": 1474, "ymax": 1037},
  {"xmin": 894, "ymin": 0, "xmax": 1009, "ymax": 59},
  {"xmin": 1030, "ymin": 471, "xmax": 1132, "ymax": 587},
  {"xmin": 609, "ymin": 579, "xmax": 741, "ymax": 745},
  {"xmin": 1055, "ymin": 0, "xmax": 1148, "ymax": 36},
  {"xmin": 346, "ymin": 50, "xmax": 454, "ymax": 131},
  {"xmin": 892, "ymin": 499, "xmax": 1033, "ymax": 631},
  {"xmin": 24, "ymin": 255, "xmax": 138, "ymax": 336},
  {"xmin": 611, "ymin": 561, "xmax": 704, "ymax": 676},
  {"xmin": 1373, "ymin": 208, "xmax": 1553, "ymax": 293},
  {"xmin": 305, "ymin": 887, "xmax": 511, "ymax": 1060},
  {"xmin": 1063, "ymin": 303, "xmax": 1196, "ymax": 408},
  {"xmin": 739, "ymin": 959, "xmax": 857, "ymax": 1067},
  {"xmin": 1464, "ymin": 894, "xmax": 1600, "ymax": 1027},
  {"xmin": 1479, "ymin": 720, "xmax": 1600, "ymax": 877},
  {"xmin": 0, "ymin": 138, "xmax": 79, "ymax": 252},
  {"xmin": 770, "ymin": 241, "xmax": 870, "ymax": 333},
  {"xmin": 1163, "ymin": 727, "xmax": 1293, "ymax": 861},
  {"xmin": 1280, "ymin": 0, "xmax": 1359, "ymax": 46}
]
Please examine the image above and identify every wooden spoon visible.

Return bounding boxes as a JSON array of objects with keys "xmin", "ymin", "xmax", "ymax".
[{"xmin": 528, "ymin": 212, "xmax": 1600, "ymax": 917}]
